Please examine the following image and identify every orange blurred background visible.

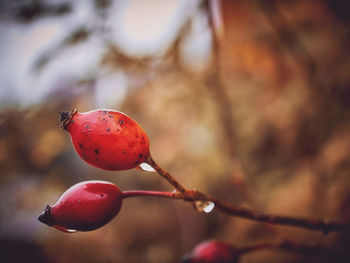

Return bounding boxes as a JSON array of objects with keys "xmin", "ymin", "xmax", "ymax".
[{"xmin": 1, "ymin": 0, "xmax": 350, "ymax": 262}]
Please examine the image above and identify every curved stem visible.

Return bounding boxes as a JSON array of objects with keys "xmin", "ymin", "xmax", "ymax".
[
  {"xmin": 120, "ymin": 187, "xmax": 349, "ymax": 233},
  {"xmin": 188, "ymin": 190, "xmax": 349, "ymax": 234},
  {"xmin": 121, "ymin": 190, "xmax": 182, "ymax": 199},
  {"xmin": 146, "ymin": 156, "xmax": 188, "ymax": 193},
  {"xmin": 141, "ymin": 154, "xmax": 348, "ymax": 233}
]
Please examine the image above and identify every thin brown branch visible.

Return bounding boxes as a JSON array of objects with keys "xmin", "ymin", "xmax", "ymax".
[
  {"xmin": 146, "ymin": 156, "xmax": 188, "ymax": 194},
  {"xmin": 206, "ymin": 0, "xmax": 243, "ymax": 170},
  {"xmin": 120, "ymin": 186, "xmax": 349, "ymax": 233},
  {"xmin": 185, "ymin": 190, "xmax": 349, "ymax": 234},
  {"xmin": 144, "ymin": 156, "xmax": 348, "ymax": 233},
  {"xmin": 205, "ymin": 0, "xmax": 257, "ymax": 206},
  {"xmin": 121, "ymin": 190, "xmax": 179, "ymax": 199}
]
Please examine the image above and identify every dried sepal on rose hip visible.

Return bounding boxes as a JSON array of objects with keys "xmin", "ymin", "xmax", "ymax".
[
  {"xmin": 182, "ymin": 240, "xmax": 237, "ymax": 263},
  {"xmin": 38, "ymin": 180, "xmax": 123, "ymax": 232},
  {"xmin": 60, "ymin": 109, "xmax": 150, "ymax": 171}
]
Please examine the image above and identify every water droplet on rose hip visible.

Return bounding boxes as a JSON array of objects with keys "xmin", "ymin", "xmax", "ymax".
[
  {"xmin": 65, "ymin": 229, "xmax": 78, "ymax": 233},
  {"xmin": 194, "ymin": 200, "xmax": 215, "ymax": 213},
  {"xmin": 138, "ymin": 162, "xmax": 156, "ymax": 172},
  {"xmin": 53, "ymin": 225, "xmax": 78, "ymax": 233}
]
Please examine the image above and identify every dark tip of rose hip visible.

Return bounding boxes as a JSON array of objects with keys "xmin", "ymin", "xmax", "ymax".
[
  {"xmin": 94, "ymin": 149, "xmax": 99, "ymax": 154},
  {"xmin": 59, "ymin": 112, "xmax": 70, "ymax": 130},
  {"xmin": 59, "ymin": 111, "xmax": 70, "ymax": 122},
  {"xmin": 38, "ymin": 205, "xmax": 53, "ymax": 226},
  {"xmin": 119, "ymin": 119, "xmax": 125, "ymax": 126},
  {"xmin": 59, "ymin": 109, "xmax": 77, "ymax": 129},
  {"xmin": 139, "ymin": 154, "xmax": 143, "ymax": 158}
]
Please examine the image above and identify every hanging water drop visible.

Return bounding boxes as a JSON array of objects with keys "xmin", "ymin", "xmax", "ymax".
[
  {"xmin": 203, "ymin": 202, "xmax": 215, "ymax": 213},
  {"xmin": 53, "ymin": 225, "xmax": 78, "ymax": 233},
  {"xmin": 194, "ymin": 200, "xmax": 215, "ymax": 213},
  {"xmin": 138, "ymin": 162, "xmax": 156, "ymax": 172},
  {"xmin": 65, "ymin": 229, "xmax": 78, "ymax": 233}
]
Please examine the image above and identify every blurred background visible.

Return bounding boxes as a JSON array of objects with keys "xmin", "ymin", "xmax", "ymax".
[{"xmin": 1, "ymin": 0, "xmax": 350, "ymax": 262}]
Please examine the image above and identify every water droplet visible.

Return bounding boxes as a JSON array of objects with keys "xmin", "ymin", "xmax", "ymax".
[
  {"xmin": 53, "ymin": 225, "xmax": 78, "ymax": 233},
  {"xmin": 203, "ymin": 202, "xmax": 215, "ymax": 213},
  {"xmin": 138, "ymin": 162, "xmax": 156, "ymax": 172},
  {"xmin": 65, "ymin": 229, "xmax": 78, "ymax": 233},
  {"xmin": 194, "ymin": 200, "xmax": 215, "ymax": 213}
]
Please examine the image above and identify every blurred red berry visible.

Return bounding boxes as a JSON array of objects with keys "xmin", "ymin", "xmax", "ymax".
[
  {"xmin": 60, "ymin": 109, "xmax": 150, "ymax": 171},
  {"xmin": 38, "ymin": 180, "xmax": 122, "ymax": 232},
  {"xmin": 183, "ymin": 240, "xmax": 237, "ymax": 263}
]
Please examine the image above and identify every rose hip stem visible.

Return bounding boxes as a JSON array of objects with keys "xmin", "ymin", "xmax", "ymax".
[
  {"xmin": 121, "ymin": 189, "xmax": 349, "ymax": 234},
  {"xmin": 121, "ymin": 190, "xmax": 182, "ymax": 199},
  {"xmin": 146, "ymin": 156, "xmax": 188, "ymax": 193}
]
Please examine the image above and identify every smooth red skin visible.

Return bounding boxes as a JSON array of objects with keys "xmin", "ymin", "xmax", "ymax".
[
  {"xmin": 50, "ymin": 181, "xmax": 122, "ymax": 231},
  {"xmin": 188, "ymin": 241, "xmax": 237, "ymax": 263},
  {"xmin": 65, "ymin": 109, "xmax": 150, "ymax": 171}
]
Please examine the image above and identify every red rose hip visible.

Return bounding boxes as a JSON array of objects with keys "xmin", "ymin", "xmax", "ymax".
[
  {"xmin": 60, "ymin": 109, "xmax": 150, "ymax": 171},
  {"xmin": 183, "ymin": 240, "xmax": 237, "ymax": 263},
  {"xmin": 38, "ymin": 180, "xmax": 122, "ymax": 232}
]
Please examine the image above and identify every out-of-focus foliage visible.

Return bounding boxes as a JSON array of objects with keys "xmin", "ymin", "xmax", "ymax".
[{"xmin": 1, "ymin": 0, "xmax": 350, "ymax": 262}]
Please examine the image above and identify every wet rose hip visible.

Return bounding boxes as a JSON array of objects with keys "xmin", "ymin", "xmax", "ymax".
[
  {"xmin": 38, "ymin": 180, "xmax": 122, "ymax": 232},
  {"xmin": 60, "ymin": 109, "xmax": 150, "ymax": 171},
  {"xmin": 183, "ymin": 240, "xmax": 237, "ymax": 263}
]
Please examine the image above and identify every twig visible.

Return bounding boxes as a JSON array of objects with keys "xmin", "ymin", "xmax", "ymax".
[
  {"xmin": 145, "ymin": 154, "xmax": 348, "ymax": 233},
  {"xmin": 146, "ymin": 156, "xmax": 188, "ymax": 194},
  {"xmin": 121, "ymin": 190, "xmax": 180, "ymax": 199},
  {"xmin": 121, "ymin": 188, "xmax": 349, "ymax": 234},
  {"xmin": 205, "ymin": 0, "xmax": 256, "ymax": 205},
  {"xmin": 188, "ymin": 190, "xmax": 348, "ymax": 234}
]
